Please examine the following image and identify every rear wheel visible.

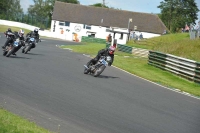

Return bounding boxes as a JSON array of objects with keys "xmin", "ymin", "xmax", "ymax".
[
  {"xmin": 84, "ymin": 62, "xmax": 93, "ymax": 74},
  {"xmin": 3, "ymin": 50, "xmax": 8, "ymax": 56}
]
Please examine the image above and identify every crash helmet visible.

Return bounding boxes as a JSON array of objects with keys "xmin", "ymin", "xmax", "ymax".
[
  {"xmin": 108, "ymin": 46, "xmax": 116, "ymax": 55},
  {"xmin": 8, "ymin": 28, "xmax": 12, "ymax": 32},
  {"xmin": 34, "ymin": 28, "xmax": 38, "ymax": 34},
  {"xmin": 18, "ymin": 29, "xmax": 24, "ymax": 37}
]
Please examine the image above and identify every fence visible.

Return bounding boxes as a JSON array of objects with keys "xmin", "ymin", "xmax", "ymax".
[
  {"xmin": 148, "ymin": 51, "xmax": 200, "ymax": 83},
  {"xmin": 117, "ymin": 44, "xmax": 132, "ymax": 54},
  {"xmin": 189, "ymin": 30, "xmax": 200, "ymax": 39},
  {"xmin": 0, "ymin": 13, "xmax": 50, "ymax": 29}
]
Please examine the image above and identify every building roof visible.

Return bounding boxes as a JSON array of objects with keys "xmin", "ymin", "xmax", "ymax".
[{"xmin": 52, "ymin": 1, "xmax": 167, "ymax": 34}]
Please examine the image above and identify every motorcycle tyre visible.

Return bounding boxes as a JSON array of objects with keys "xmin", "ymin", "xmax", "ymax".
[
  {"xmin": 3, "ymin": 50, "xmax": 8, "ymax": 56},
  {"xmin": 84, "ymin": 62, "xmax": 93, "ymax": 74},
  {"xmin": 84, "ymin": 68, "xmax": 90, "ymax": 74},
  {"xmin": 93, "ymin": 65, "xmax": 106, "ymax": 77},
  {"xmin": 6, "ymin": 48, "xmax": 15, "ymax": 57},
  {"xmin": 24, "ymin": 45, "xmax": 32, "ymax": 54}
]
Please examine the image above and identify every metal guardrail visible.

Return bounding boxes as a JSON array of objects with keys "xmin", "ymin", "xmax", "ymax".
[
  {"xmin": 117, "ymin": 44, "xmax": 132, "ymax": 53},
  {"xmin": 148, "ymin": 51, "xmax": 200, "ymax": 83}
]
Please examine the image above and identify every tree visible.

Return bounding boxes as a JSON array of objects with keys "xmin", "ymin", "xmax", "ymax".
[
  {"xmin": 158, "ymin": 0, "xmax": 199, "ymax": 32},
  {"xmin": 57, "ymin": 0, "xmax": 80, "ymax": 4},
  {"xmin": 89, "ymin": 3, "xmax": 109, "ymax": 8},
  {"xmin": 0, "ymin": 0, "xmax": 23, "ymax": 20},
  {"xmin": 27, "ymin": 0, "xmax": 80, "ymax": 28}
]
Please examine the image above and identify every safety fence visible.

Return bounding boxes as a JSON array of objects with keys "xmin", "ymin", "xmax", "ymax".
[
  {"xmin": 81, "ymin": 36, "xmax": 106, "ymax": 43},
  {"xmin": 106, "ymin": 43, "xmax": 149, "ymax": 56},
  {"xmin": 132, "ymin": 47, "xmax": 149, "ymax": 58},
  {"xmin": 148, "ymin": 51, "xmax": 200, "ymax": 83},
  {"xmin": 117, "ymin": 44, "xmax": 132, "ymax": 54}
]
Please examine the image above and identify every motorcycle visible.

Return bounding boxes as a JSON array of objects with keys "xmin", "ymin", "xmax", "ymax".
[
  {"xmin": 22, "ymin": 37, "xmax": 36, "ymax": 54},
  {"xmin": 3, "ymin": 38, "xmax": 23, "ymax": 57},
  {"xmin": 84, "ymin": 56, "xmax": 112, "ymax": 77}
]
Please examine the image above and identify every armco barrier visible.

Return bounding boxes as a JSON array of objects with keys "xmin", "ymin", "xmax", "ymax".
[
  {"xmin": 117, "ymin": 44, "xmax": 132, "ymax": 54},
  {"xmin": 81, "ymin": 36, "xmax": 106, "ymax": 43},
  {"xmin": 148, "ymin": 51, "xmax": 200, "ymax": 83}
]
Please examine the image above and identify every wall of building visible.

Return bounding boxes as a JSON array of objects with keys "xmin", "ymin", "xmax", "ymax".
[
  {"xmin": 51, "ymin": 20, "xmax": 132, "ymax": 44},
  {"xmin": 0, "ymin": 19, "xmax": 161, "ymax": 44}
]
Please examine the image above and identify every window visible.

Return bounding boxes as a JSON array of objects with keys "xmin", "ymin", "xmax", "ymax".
[
  {"xmin": 119, "ymin": 33, "xmax": 123, "ymax": 39},
  {"xmin": 65, "ymin": 21, "xmax": 70, "ymax": 26},
  {"xmin": 59, "ymin": 21, "xmax": 70, "ymax": 27},
  {"xmin": 84, "ymin": 24, "xmax": 91, "ymax": 30},
  {"xmin": 106, "ymin": 28, "xmax": 110, "ymax": 32},
  {"xmin": 59, "ymin": 22, "xmax": 65, "ymax": 26}
]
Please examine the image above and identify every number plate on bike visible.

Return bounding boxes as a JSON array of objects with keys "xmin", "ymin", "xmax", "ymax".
[
  {"xmin": 14, "ymin": 41, "xmax": 19, "ymax": 46},
  {"xmin": 102, "ymin": 59, "xmax": 107, "ymax": 65},
  {"xmin": 30, "ymin": 38, "xmax": 35, "ymax": 41}
]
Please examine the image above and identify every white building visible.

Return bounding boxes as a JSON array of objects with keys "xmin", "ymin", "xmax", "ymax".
[{"xmin": 51, "ymin": 1, "xmax": 167, "ymax": 45}]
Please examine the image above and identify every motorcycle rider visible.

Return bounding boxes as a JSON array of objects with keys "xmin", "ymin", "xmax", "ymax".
[
  {"xmin": 25, "ymin": 28, "xmax": 40, "ymax": 43},
  {"xmin": 23, "ymin": 28, "xmax": 39, "ymax": 53},
  {"xmin": 12, "ymin": 29, "xmax": 25, "ymax": 55},
  {"xmin": 85, "ymin": 45, "xmax": 116, "ymax": 68},
  {"xmin": 2, "ymin": 28, "xmax": 14, "ymax": 49}
]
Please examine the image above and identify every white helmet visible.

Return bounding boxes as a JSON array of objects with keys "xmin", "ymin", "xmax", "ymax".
[{"xmin": 18, "ymin": 29, "xmax": 24, "ymax": 37}]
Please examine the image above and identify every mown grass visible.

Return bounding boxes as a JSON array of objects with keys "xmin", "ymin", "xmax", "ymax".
[
  {"xmin": 0, "ymin": 108, "xmax": 53, "ymax": 133},
  {"xmin": 60, "ymin": 42, "xmax": 200, "ymax": 97}
]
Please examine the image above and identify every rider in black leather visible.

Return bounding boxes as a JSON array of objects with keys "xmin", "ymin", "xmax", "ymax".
[
  {"xmin": 25, "ymin": 28, "xmax": 40, "ymax": 48},
  {"xmin": 86, "ymin": 46, "xmax": 115, "ymax": 67},
  {"xmin": 2, "ymin": 28, "xmax": 14, "ymax": 49}
]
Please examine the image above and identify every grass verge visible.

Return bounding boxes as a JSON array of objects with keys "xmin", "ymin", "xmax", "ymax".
[
  {"xmin": 0, "ymin": 108, "xmax": 53, "ymax": 133},
  {"xmin": 60, "ymin": 42, "xmax": 200, "ymax": 97}
]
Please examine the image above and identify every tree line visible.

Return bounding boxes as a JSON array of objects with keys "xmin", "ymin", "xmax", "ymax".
[{"xmin": 0, "ymin": 0, "xmax": 199, "ymax": 32}]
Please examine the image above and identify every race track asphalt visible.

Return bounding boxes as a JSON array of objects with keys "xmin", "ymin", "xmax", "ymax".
[{"xmin": 0, "ymin": 33, "xmax": 200, "ymax": 133}]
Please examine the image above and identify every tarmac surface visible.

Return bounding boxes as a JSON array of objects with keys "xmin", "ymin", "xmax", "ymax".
[{"xmin": 0, "ymin": 33, "xmax": 200, "ymax": 133}]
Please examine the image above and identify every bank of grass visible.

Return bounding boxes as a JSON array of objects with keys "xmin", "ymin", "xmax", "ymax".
[
  {"xmin": 0, "ymin": 108, "xmax": 53, "ymax": 133},
  {"xmin": 127, "ymin": 33, "xmax": 200, "ymax": 62},
  {"xmin": 0, "ymin": 24, "xmax": 31, "ymax": 35},
  {"xmin": 60, "ymin": 42, "xmax": 200, "ymax": 97}
]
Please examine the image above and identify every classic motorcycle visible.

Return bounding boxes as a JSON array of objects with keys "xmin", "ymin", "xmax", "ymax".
[
  {"xmin": 22, "ymin": 37, "xmax": 36, "ymax": 54},
  {"xmin": 84, "ymin": 56, "xmax": 112, "ymax": 77},
  {"xmin": 3, "ymin": 38, "xmax": 23, "ymax": 57}
]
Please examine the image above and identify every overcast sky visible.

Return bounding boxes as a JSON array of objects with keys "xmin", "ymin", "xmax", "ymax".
[{"xmin": 21, "ymin": 0, "xmax": 200, "ymax": 24}]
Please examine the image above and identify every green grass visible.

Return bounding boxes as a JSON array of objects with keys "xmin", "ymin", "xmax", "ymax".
[
  {"xmin": 127, "ymin": 33, "xmax": 200, "ymax": 62},
  {"xmin": 60, "ymin": 42, "xmax": 200, "ymax": 97},
  {"xmin": 0, "ymin": 24, "xmax": 31, "ymax": 35},
  {"xmin": 0, "ymin": 108, "xmax": 53, "ymax": 133}
]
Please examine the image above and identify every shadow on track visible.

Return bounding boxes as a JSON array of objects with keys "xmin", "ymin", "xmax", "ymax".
[
  {"xmin": 9, "ymin": 56, "xmax": 31, "ymax": 59},
  {"xmin": 27, "ymin": 53, "xmax": 44, "ymax": 56},
  {"xmin": 97, "ymin": 75, "xmax": 119, "ymax": 79}
]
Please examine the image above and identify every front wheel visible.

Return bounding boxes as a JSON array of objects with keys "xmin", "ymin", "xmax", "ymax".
[
  {"xmin": 93, "ymin": 65, "xmax": 106, "ymax": 77},
  {"xmin": 6, "ymin": 47, "xmax": 15, "ymax": 57},
  {"xmin": 24, "ymin": 45, "xmax": 32, "ymax": 54}
]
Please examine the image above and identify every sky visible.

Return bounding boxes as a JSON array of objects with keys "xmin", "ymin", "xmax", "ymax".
[{"xmin": 21, "ymin": 0, "xmax": 200, "ymax": 25}]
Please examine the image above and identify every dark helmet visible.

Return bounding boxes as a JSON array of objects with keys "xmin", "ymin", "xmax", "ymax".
[
  {"xmin": 108, "ymin": 46, "xmax": 116, "ymax": 55},
  {"xmin": 34, "ymin": 28, "xmax": 38, "ymax": 34},
  {"xmin": 8, "ymin": 28, "xmax": 12, "ymax": 32}
]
